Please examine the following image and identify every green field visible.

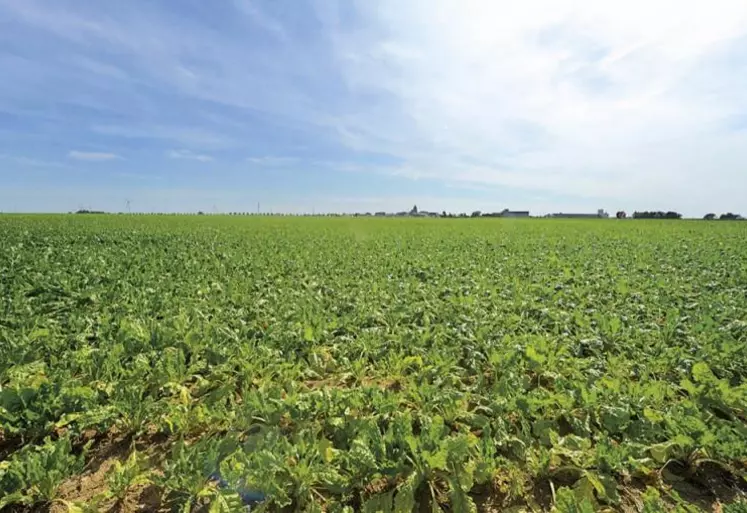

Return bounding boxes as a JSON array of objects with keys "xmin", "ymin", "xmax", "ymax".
[{"xmin": 1, "ymin": 215, "xmax": 746, "ymax": 512}]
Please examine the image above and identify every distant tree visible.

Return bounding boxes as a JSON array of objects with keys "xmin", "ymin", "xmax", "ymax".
[
  {"xmin": 719, "ymin": 212, "xmax": 742, "ymax": 220},
  {"xmin": 471, "ymin": 211, "xmax": 482, "ymax": 218},
  {"xmin": 197, "ymin": 211, "xmax": 205, "ymax": 215},
  {"xmin": 616, "ymin": 211, "xmax": 627, "ymax": 219},
  {"xmin": 633, "ymin": 210, "xmax": 681, "ymax": 219},
  {"xmin": 703, "ymin": 213, "xmax": 716, "ymax": 220}
]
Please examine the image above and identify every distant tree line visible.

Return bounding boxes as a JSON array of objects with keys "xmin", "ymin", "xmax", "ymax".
[
  {"xmin": 703, "ymin": 212, "xmax": 743, "ymax": 220},
  {"xmin": 632, "ymin": 211, "xmax": 683, "ymax": 219}
]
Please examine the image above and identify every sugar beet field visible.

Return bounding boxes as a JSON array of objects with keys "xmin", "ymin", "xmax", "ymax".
[{"xmin": 1, "ymin": 215, "xmax": 746, "ymax": 513}]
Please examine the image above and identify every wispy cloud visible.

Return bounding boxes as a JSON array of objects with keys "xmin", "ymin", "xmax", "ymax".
[
  {"xmin": 315, "ymin": 0, "xmax": 747, "ymax": 212},
  {"xmin": 233, "ymin": 0, "xmax": 288, "ymax": 42},
  {"xmin": 0, "ymin": 153, "xmax": 69, "ymax": 168},
  {"xmin": 93, "ymin": 125, "xmax": 234, "ymax": 150},
  {"xmin": 247, "ymin": 156, "xmax": 298, "ymax": 166},
  {"xmin": 70, "ymin": 56, "xmax": 129, "ymax": 80},
  {"xmin": 167, "ymin": 149, "xmax": 214, "ymax": 162},
  {"xmin": 68, "ymin": 150, "xmax": 122, "ymax": 162}
]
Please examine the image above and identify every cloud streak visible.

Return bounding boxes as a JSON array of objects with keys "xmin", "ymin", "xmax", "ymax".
[
  {"xmin": 92, "ymin": 125, "xmax": 235, "ymax": 150},
  {"xmin": 167, "ymin": 149, "xmax": 213, "ymax": 162},
  {"xmin": 68, "ymin": 150, "xmax": 122, "ymax": 161},
  {"xmin": 246, "ymin": 156, "xmax": 298, "ymax": 166},
  {"xmin": 0, "ymin": 153, "xmax": 69, "ymax": 168}
]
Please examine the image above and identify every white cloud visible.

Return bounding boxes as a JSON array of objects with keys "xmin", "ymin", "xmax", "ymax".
[
  {"xmin": 167, "ymin": 149, "xmax": 214, "ymax": 162},
  {"xmin": 68, "ymin": 150, "xmax": 122, "ymax": 161},
  {"xmin": 319, "ymin": 0, "xmax": 747, "ymax": 213}
]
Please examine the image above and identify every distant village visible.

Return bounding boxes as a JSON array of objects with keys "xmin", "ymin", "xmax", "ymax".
[
  {"xmin": 349, "ymin": 207, "xmax": 743, "ymax": 220},
  {"xmin": 72, "ymin": 206, "xmax": 744, "ymax": 220},
  {"xmin": 357, "ymin": 206, "xmax": 611, "ymax": 218}
]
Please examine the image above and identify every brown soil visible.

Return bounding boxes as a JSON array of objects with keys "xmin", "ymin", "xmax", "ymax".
[{"xmin": 46, "ymin": 428, "xmax": 170, "ymax": 513}]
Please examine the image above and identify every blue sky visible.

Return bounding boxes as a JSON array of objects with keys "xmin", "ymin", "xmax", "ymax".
[{"xmin": 1, "ymin": 0, "xmax": 747, "ymax": 215}]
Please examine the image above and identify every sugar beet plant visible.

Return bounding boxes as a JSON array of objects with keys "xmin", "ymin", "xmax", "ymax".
[{"xmin": 1, "ymin": 215, "xmax": 746, "ymax": 511}]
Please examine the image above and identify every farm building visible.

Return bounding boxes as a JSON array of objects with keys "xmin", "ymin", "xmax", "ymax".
[
  {"xmin": 501, "ymin": 209, "xmax": 530, "ymax": 218},
  {"xmin": 550, "ymin": 209, "xmax": 609, "ymax": 219}
]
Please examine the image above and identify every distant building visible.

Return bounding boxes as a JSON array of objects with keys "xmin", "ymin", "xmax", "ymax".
[
  {"xmin": 551, "ymin": 209, "xmax": 609, "ymax": 219},
  {"xmin": 500, "ymin": 209, "xmax": 530, "ymax": 218}
]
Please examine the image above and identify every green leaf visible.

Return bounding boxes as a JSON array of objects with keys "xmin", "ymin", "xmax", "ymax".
[
  {"xmin": 641, "ymin": 487, "xmax": 665, "ymax": 513},
  {"xmin": 649, "ymin": 443, "xmax": 670, "ymax": 464},
  {"xmin": 526, "ymin": 345, "xmax": 546, "ymax": 365},
  {"xmin": 0, "ymin": 492, "xmax": 29, "ymax": 509},
  {"xmin": 424, "ymin": 449, "xmax": 448, "ymax": 471},
  {"xmin": 643, "ymin": 407, "xmax": 665, "ymax": 423},
  {"xmin": 350, "ymin": 439, "xmax": 377, "ymax": 471},
  {"xmin": 304, "ymin": 326, "xmax": 314, "ymax": 342},
  {"xmin": 28, "ymin": 328, "xmax": 50, "ymax": 340},
  {"xmin": 554, "ymin": 487, "xmax": 595, "ymax": 513},
  {"xmin": 362, "ymin": 490, "xmax": 394, "ymax": 513},
  {"xmin": 208, "ymin": 490, "xmax": 245, "ymax": 513},
  {"xmin": 691, "ymin": 362, "xmax": 713, "ymax": 383},
  {"xmin": 447, "ymin": 475, "xmax": 477, "ymax": 513},
  {"xmin": 393, "ymin": 473, "xmax": 421, "ymax": 513},
  {"xmin": 600, "ymin": 406, "xmax": 630, "ymax": 434},
  {"xmin": 598, "ymin": 474, "xmax": 620, "ymax": 504},
  {"xmin": 583, "ymin": 472, "xmax": 606, "ymax": 497},
  {"xmin": 580, "ymin": 471, "xmax": 619, "ymax": 504},
  {"xmin": 574, "ymin": 476, "xmax": 596, "ymax": 505},
  {"xmin": 319, "ymin": 438, "xmax": 336, "ymax": 463}
]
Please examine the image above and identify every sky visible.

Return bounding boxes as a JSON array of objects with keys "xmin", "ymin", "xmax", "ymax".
[{"xmin": 1, "ymin": 0, "xmax": 747, "ymax": 216}]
